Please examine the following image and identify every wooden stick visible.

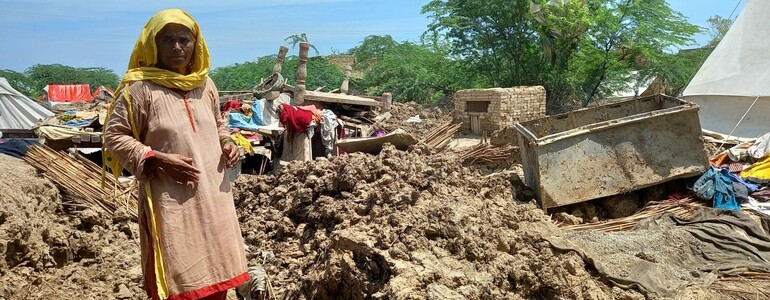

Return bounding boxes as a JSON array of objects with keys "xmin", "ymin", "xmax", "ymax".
[{"xmin": 24, "ymin": 145, "xmax": 138, "ymax": 218}]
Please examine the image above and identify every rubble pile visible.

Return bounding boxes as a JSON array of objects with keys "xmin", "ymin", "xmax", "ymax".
[
  {"xmin": 385, "ymin": 102, "xmax": 452, "ymax": 139},
  {"xmin": 233, "ymin": 144, "xmax": 630, "ymax": 299},
  {"xmin": 0, "ymin": 155, "xmax": 143, "ymax": 299}
]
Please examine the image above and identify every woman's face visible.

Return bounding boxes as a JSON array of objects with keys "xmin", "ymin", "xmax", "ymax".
[{"xmin": 155, "ymin": 23, "xmax": 195, "ymax": 74}]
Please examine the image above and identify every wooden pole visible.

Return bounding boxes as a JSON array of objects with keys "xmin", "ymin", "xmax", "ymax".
[
  {"xmin": 273, "ymin": 46, "xmax": 289, "ymax": 74},
  {"xmin": 340, "ymin": 66, "xmax": 352, "ymax": 95},
  {"xmin": 295, "ymin": 42, "xmax": 309, "ymax": 105},
  {"xmin": 381, "ymin": 92, "xmax": 392, "ymax": 112}
]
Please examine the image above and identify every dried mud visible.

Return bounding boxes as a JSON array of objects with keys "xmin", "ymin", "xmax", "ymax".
[
  {"xmin": 0, "ymin": 140, "xmax": 743, "ymax": 300},
  {"xmin": 0, "ymin": 154, "xmax": 143, "ymax": 300},
  {"xmin": 233, "ymin": 145, "xmax": 633, "ymax": 299}
]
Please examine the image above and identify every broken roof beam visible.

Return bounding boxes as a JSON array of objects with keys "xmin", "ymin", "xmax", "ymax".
[{"xmin": 303, "ymin": 90, "xmax": 381, "ymax": 107}]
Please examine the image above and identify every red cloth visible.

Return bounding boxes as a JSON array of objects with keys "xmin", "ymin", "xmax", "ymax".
[
  {"xmin": 280, "ymin": 103, "xmax": 314, "ymax": 133},
  {"xmin": 221, "ymin": 100, "xmax": 241, "ymax": 112}
]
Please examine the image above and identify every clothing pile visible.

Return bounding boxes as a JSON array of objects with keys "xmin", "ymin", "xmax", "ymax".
[
  {"xmin": 57, "ymin": 110, "xmax": 99, "ymax": 127},
  {"xmin": 697, "ymin": 132, "xmax": 770, "ymax": 214}
]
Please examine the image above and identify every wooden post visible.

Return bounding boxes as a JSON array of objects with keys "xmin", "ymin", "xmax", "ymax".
[
  {"xmin": 340, "ymin": 65, "xmax": 352, "ymax": 95},
  {"xmin": 381, "ymin": 92, "xmax": 392, "ymax": 112},
  {"xmin": 281, "ymin": 130, "xmax": 312, "ymax": 162},
  {"xmin": 273, "ymin": 46, "xmax": 289, "ymax": 74},
  {"xmin": 295, "ymin": 42, "xmax": 309, "ymax": 105}
]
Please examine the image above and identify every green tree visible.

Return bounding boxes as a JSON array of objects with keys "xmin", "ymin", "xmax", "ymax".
[
  {"xmin": 348, "ymin": 35, "xmax": 399, "ymax": 71},
  {"xmin": 646, "ymin": 15, "xmax": 732, "ymax": 97},
  {"xmin": 705, "ymin": 15, "xmax": 732, "ymax": 48},
  {"xmin": 211, "ymin": 55, "xmax": 343, "ymax": 92},
  {"xmin": 24, "ymin": 64, "xmax": 119, "ymax": 97},
  {"xmin": 349, "ymin": 35, "xmax": 478, "ymax": 104},
  {"xmin": 568, "ymin": 0, "xmax": 698, "ymax": 107},
  {"xmin": 422, "ymin": 0, "xmax": 543, "ymax": 89},
  {"xmin": 422, "ymin": 0, "xmax": 699, "ymax": 113},
  {"xmin": 0, "ymin": 69, "xmax": 35, "ymax": 96}
]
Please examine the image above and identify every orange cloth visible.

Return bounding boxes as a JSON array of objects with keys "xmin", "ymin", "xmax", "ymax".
[{"xmin": 710, "ymin": 152, "xmax": 729, "ymax": 166}]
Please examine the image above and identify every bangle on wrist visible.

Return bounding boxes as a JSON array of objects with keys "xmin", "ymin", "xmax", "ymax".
[{"xmin": 221, "ymin": 137, "xmax": 235, "ymax": 146}]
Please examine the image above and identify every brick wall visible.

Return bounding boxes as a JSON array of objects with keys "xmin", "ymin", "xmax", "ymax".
[{"xmin": 453, "ymin": 86, "xmax": 546, "ymax": 133}]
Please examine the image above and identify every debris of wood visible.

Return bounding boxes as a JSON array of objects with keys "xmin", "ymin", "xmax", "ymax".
[
  {"xmin": 420, "ymin": 122, "xmax": 462, "ymax": 150},
  {"xmin": 24, "ymin": 145, "xmax": 138, "ymax": 218},
  {"xmin": 459, "ymin": 143, "xmax": 518, "ymax": 164},
  {"xmin": 336, "ymin": 129, "xmax": 418, "ymax": 154},
  {"xmin": 373, "ymin": 112, "xmax": 392, "ymax": 123},
  {"xmin": 338, "ymin": 115, "xmax": 371, "ymax": 125},
  {"xmin": 557, "ymin": 197, "xmax": 703, "ymax": 232}
]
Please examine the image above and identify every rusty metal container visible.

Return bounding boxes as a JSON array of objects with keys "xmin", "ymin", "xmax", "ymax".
[{"xmin": 514, "ymin": 94, "xmax": 708, "ymax": 210}]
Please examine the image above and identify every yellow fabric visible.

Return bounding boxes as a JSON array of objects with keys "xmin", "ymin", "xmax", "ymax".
[
  {"xmin": 231, "ymin": 132, "xmax": 254, "ymax": 155},
  {"xmin": 741, "ymin": 155, "xmax": 770, "ymax": 180},
  {"xmin": 100, "ymin": 9, "xmax": 212, "ymax": 299}
]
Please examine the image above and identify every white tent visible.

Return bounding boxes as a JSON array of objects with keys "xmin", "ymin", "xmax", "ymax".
[
  {"xmin": 0, "ymin": 77, "xmax": 54, "ymax": 130},
  {"xmin": 683, "ymin": 0, "xmax": 770, "ymax": 139}
]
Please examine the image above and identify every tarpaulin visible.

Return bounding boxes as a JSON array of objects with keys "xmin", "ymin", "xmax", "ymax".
[
  {"xmin": 92, "ymin": 85, "xmax": 115, "ymax": 98},
  {"xmin": 47, "ymin": 84, "xmax": 94, "ymax": 102},
  {"xmin": 549, "ymin": 208, "xmax": 770, "ymax": 298},
  {"xmin": 0, "ymin": 139, "xmax": 39, "ymax": 158}
]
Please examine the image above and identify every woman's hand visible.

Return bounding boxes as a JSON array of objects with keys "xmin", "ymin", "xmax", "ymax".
[
  {"xmin": 223, "ymin": 143, "xmax": 239, "ymax": 169},
  {"xmin": 146, "ymin": 151, "xmax": 200, "ymax": 184}
]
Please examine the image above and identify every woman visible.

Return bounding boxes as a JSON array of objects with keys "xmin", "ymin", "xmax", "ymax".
[{"xmin": 103, "ymin": 9, "xmax": 248, "ymax": 300}]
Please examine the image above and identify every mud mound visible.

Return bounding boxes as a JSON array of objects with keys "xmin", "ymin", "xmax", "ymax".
[
  {"xmin": 233, "ymin": 145, "xmax": 634, "ymax": 299},
  {"xmin": 0, "ymin": 154, "xmax": 142, "ymax": 299},
  {"xmin": 385, "ymin": 102, "xmax": 452, "ymax": 139}
]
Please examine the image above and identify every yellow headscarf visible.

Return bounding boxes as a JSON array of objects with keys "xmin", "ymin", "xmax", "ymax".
[
  {"xmin": 101, "ymin": 9, "xmax": 211, "ymax": 299},
  {"xmin": 122, "ymin": 8, "xmax": 210, "ymax": 90}
]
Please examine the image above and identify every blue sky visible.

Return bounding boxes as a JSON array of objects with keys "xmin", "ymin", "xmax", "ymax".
[{"xmin": 0, "ymin": 0, "xmax": 747, "ymax": 75}]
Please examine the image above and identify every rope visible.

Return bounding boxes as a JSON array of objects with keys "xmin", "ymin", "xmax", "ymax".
[{"xmin": 718, "ymin": 95, "xmax": 760, "ymax": 149}]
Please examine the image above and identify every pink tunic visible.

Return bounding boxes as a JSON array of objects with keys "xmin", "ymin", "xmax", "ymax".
[{"xmin": 104, "ymin": 78, "xmax": 248, "ymax": 299}]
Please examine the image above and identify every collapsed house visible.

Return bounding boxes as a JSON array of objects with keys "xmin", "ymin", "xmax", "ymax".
[{"xmin": 454, "ymin": 86, "xmax": 546, "ymax": 134}]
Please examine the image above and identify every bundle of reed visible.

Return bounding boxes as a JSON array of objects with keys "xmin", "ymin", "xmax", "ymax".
[
  {"xmin": 459, "ymin": 143, "xmax": 518, "ymax": 164},
  {"xmin": 558, "ymin": 197, "xmax": 703, "ymax": 232},
  {"xmin": 710, "ymin": 272, "xmax": 770, "ymax": 299},
  {"xmin": 24, "ymin": 145, "xmax": 138, "ymax": 218},
  {"xmin": 421, "ymin": 122, "xmax": 462, "ymax": 150}
]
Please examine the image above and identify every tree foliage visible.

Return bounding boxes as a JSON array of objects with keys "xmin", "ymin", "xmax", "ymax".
[
  {"xmin": 284, "ymin": 33, "xmax": 320, "ymax": 56},
  {"xmin": 422, "ymin": 0, "xmax": 699, "ymax": 113},
  {"xmin": 422, "ymin": 0, "xmax": 542, "ymax": 88},
  {"xmin": 211, "ymin": 55, "xmax": 344, "ymax": 92},
  {"xmin": 348, "ymin": 35, "xmax": 479, "ymax": 104},
  {"xmin": 0, "ymin": 69, "xmax": 36, "ymax": 96},
  {"xmin": 1, "ymin": 64, "xmax": 120, "ymax": 98},
  {"xmin": 705, "ymin": 15, "xmax": 732, "ymax": 48},
  {"xmin": 648, "ymin": 15, "xmax": 732, "ymax": 97}
]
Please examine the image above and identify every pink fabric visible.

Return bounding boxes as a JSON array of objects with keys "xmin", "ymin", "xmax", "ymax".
[{"xmin": 104, "ymin": 79, "xmax": 247, "ymax": 298}]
